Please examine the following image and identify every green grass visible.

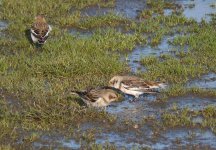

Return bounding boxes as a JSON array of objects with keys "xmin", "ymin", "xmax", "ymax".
[
  {"xmin": 161, "ymin": 105, "xmax": 216, "ymax": 134},
  {"xmin": 140, "ymin": 23, "xmax": 216, "ymax": 84},
  {"xmin": 138, "ymin": 0, "xmax": 180, "ymax": 18},
  {"xmin": 162, "ymin": 108, "xmax": 194, "ymax": 128},
  {"xmin": 92, "ymin": 28, "xmax": 146, "ymax": 51},
  {"xmin": 1, "ymin": 0, "xmax": 216, "ymax": 148},
  {"xmin": 0, "ymin": 0, "xmax": 128, "ymax": 147},
  {"xmin": 74, "ymin": 13, "xmax": 130, "ymax": 30}
]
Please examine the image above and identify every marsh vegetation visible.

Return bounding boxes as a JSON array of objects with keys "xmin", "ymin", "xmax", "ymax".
[{"xmin": 0, "ymin": 0, "xmax": 216, "ymax": 149}]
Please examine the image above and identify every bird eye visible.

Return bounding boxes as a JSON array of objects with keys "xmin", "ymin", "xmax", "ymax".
[{"xmin": 109, "ymin": 95, "xmax": 117, "ymax": 99}]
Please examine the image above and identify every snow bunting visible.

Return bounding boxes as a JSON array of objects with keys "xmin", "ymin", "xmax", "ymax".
[
  {"xmin": 109, "ymin": 76, "xmax": 167, "ymax": 98},
  {"xmin": 70, "ymin": 87, "xmax": 121, "ymax": 107},
  {"xmin": 30, "ymin": 15, "xmax": 52, "ymax": 44}
]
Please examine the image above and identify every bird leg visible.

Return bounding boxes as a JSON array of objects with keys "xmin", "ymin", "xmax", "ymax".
[{"xmin": 129, "ymin": 97, "xmax": 139, "ymax": 103}]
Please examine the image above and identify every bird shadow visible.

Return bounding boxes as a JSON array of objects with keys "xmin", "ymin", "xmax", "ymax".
[
  {"xmin": 66, "ymin": 96, "xmax": 87, "ymax": 107},
  {"xmin": 25, "ymin": 29, "xmax": 33, "ymax": 44}
]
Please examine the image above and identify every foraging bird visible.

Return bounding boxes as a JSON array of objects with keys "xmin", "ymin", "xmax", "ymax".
[
  {"xmin": 70, "ymin": 87, "xmax": 121, "ymax": 107},
  {"xmin": 109, "ymin": 76, "xmax": 167, "ymax": 98},
  {"xmin": 30, "ymin": 15, "xmax": 52, "ymax": 44}
]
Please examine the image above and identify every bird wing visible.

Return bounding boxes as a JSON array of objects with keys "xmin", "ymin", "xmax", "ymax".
[
  {"xmin": 31, "ymin": 22, "xmax": 49, "ymax": 37},
  {"xmin": 121, "ymin": 76, "xmax": 161, "ymax": 93},
  {"xmin": 85, "ymin": 89, "xmax": 102, "ymax": 102},
  {"xmin": 121, "ymin": 76, "xmax": 151, "ymax": 89}
]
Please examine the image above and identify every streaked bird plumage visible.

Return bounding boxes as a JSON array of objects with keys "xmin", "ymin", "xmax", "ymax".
[
  {"xmin": 30, "ymin": 15, "xmax": 52, "ymax": 44},
  {"xmin": 70, "ymin": 87, "xmax": 120, "ymax": 107},
  {"xmin": 109, "ymin": 76, "xmax": 167, "ymax": 98}
]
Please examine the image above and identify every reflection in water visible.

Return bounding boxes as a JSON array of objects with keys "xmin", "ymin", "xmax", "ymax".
[{"xmin": 107, "ymin": 94, "xmax": 159, "ymax": 121}]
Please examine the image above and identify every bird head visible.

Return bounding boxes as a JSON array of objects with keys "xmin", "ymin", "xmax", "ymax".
[
  {"xmin": 108, "ymin": 76, "xmax": 122, "ymax": 89},
  {"xmin": 108, "ymin": 92, "xmax": 119, "ymax": 102},
  {"xmin": 35, "ymin": 14, "xmax": 46, "ymax": 23}
]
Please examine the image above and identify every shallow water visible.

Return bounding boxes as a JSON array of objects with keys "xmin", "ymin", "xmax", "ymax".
[
  {"xmin": 159, "ymin": 129, "xmax": 216, "ymax": 149},
  {"xmin": 180, "ymin": 0, "xmax": 216, "ymax": 22},
  {"xmin": 127, "ymin": 0, "xmax": 216, "ymax": 73},
  {"xmin": 115, "ymin": 0, "xmax": 146, "ymax": 19},
  {"xmin": 81, "ymin": 0, "xmax": 216, "ymax": 21},
  {"xmin": 101, "ymin": 95, "xmax": 215, "ymax": 149},
  {"xmin": 33, "ymin": 135, "xmax": 80, "ymax": 150},
  {"xmin": 128, "ymin": 36, "xmax": 177, "ymax": 73},
  {"xmin": 166, "ymin": 96, "xmax": 216, "ymax": 111},
  {"xmin": 52, "ymin": 125, "xmax": 216, "ymax": 149},
  {"xmin": 81, "ymin": 0, "xmax": 146, "ymax": 19},
  {"xmin": 188, "ymin": 73, "xmax": 216, "ymax": 89},
  {"xmin": 0, "ymin": 21, "xmax": 8, "ymax": 36},
  {"xmin": 0, "ymin": 21, "xmax": 7, "ymax": 30},
  {"xmin": 31, "ymin": 93, "xmax": 216, "ymax": 149},
  {"xmin": 107, "ymin": 94, "xmax": 160, "ymax": 121}
]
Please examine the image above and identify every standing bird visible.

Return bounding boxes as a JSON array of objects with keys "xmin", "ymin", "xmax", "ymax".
[
  {"xmin": 109, "ymin": 76, "xmax": 167, "ymax": 99},
  {"xmin": 70, "ymin": 87, "xmax": 121, "ymax": 107},
  {"xmin": 30, "ymin": 15, "xmax": 52, "ymax": 44}
]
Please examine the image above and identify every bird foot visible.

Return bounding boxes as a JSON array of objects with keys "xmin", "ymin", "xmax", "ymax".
[{"xmin": 129, "ymin": 98, "xmax": 139, "ymax": 103}]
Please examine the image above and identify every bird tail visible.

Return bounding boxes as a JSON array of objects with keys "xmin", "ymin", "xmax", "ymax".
[
  {"xmin": 144, "ymin": 88, "xmax": 160, "ymax": 93},
  {"xmin": 158, "ymin": 83, "xmax": 167, "ymax": 89},
  {"xmin": 148, "ymin": 82, "xmax": 167, "ymax": 90},
  {"xmin": 145, "ymin": 82, "xmax": 167, "ymax": 93},
  {"xmin": 70, "ymin": 90, "xmax": 87, "ymax": 96}
]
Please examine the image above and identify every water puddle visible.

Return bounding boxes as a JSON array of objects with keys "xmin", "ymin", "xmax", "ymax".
[
  {"xmin": 31, "ymin": 94, "xmax": 216, "ymax": 149},
  {"xmin": 159, "ymin": 129, "xmax": 216, "ymax": 149},
  {"xmin": 107, "ymin": 94, "xmax": 159, "ymax": 121},
  {"xmin": 179, "ymin": 0, "xmax": 216, "ymax": 22},
  {"xmin": 94, "ymin": 127, "xmax": 216, "ymax": 149},
  {"xmin": 0, "ymin": 21, "xmax": 7, "ymax": 30},
  {"xmin": 126, "ymin": 0, "xmax": 216, "ymax": 73},
  {"xmin": 166, "ymin": 96, "xmax": 216, "ymax": 111},
  {"xmin": 81, "ymin": 0, "xmax": 145, "ymax": 19},
  {"xmin": 61, "ymin": 139, "xmax": 80, "ymax": 149},
  {"xmin": 128, "ymin": 36, "xmax": 176, "ymax": 73},
  {"xmin": 187, "ymin": 73, "xmax": 216, "ymax": 89},
  {"xmin": 81, "ymin": 7, "xmax": 112, "ymax": 17},
  {"xmin": 0, "ymin": 21, "xmax": 8, "ymax": 36},
  {"xmin": 0, "ymin": 89, "xmax": 22, "ymax": 112},
  {"xmin": 96, "ymin": 132, "xmax": 151, "ymax": 149},
  {"xmin": 33, "ymin": 135, "xmax": 80, "ymax": 149},
  {"xmin": 115, "ymin": 0, "xmax": 146, "ymax": 19},
  {"xmin": 33, "ymin": 127, "xmax": 216, "ymax": 149}
]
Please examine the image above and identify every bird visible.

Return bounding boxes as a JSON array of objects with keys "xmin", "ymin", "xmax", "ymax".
[
  {"xmin": 70, "ymin": 87, "xmax": 121, "ymax": 107},
  {"xmin": 109, "ymin": 75, "xmax": 167, "ymax": 99},
  {"xmin": 30, "ymin": 15, "xmax": 52, "ymax": 44}
]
